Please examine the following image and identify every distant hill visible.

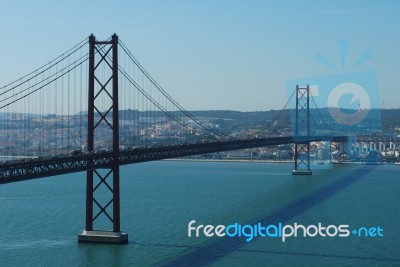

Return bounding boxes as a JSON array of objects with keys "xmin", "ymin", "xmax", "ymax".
[{"xmin": 2, "ymin": 108, "xmax": 399, "ymax": 132}]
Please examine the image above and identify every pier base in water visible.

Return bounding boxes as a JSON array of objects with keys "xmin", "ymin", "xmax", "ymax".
[
  {"xmin": 78, "ymin": 230, "xmax": 128, "ymax": 244},
  {"xmin": 292, "ymin": 170, "xmax": 312, "ymax": 175}
]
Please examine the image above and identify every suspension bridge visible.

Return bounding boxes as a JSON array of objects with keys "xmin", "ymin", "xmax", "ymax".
[{"xmin": 0, "ymin": 34, "xmax": 347, "ymax": 243}]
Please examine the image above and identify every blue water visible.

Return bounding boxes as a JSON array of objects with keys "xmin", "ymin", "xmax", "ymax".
[{"xmin": 0, "ymin": 161, "xmax": 399, "ymax": 266}]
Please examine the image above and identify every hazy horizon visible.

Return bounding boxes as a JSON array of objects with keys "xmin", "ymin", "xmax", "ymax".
[{"xmin": 1, "ymin": 1, "xmax": 399, "ymax": 111}]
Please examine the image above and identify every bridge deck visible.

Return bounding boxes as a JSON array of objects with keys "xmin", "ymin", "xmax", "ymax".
[{"xmin": 0, "ymin": 136, "xmax": 347, "ymax": 184}]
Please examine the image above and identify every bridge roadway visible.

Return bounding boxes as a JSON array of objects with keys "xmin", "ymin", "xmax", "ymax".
[{"xmin": 0, "ymin": 135, "xmax": 347, "ymax": 184}]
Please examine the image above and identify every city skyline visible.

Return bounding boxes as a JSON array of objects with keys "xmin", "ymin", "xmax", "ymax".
[{"xmin": 1, "ymin": 1, "xmax": 399, "ymax": 111}]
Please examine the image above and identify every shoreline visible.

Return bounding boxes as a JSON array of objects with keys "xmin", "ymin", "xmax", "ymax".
[
  {"xmin": 163, "ymin": 158, "xmax": 294, "ymax": 164},
  {"xmin": 164, "ymin": 159, "xmax": 398, "ymax": 165}
]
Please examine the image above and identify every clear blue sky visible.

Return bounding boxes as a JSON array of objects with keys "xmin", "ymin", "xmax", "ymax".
[{"xmin": 0, "ymin": 0, "xmax": 399, "ymax": 111}]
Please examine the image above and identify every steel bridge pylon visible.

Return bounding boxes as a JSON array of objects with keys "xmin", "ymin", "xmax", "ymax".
[
  {"xmin": 292, "ymin": 85, "xmax": 312, "ymax": 175},
  {"xmin": 78, "ymin": 34, "xmax": 128, "ymax": 244}
]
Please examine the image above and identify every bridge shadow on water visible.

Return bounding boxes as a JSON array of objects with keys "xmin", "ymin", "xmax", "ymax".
[
  {"xmin": 134, "ymin": 241, "xmax": 399, "ymax": 265},
  {"xmin": 133, "ymin": 165, "xmax": 398, "ymax": 266}
]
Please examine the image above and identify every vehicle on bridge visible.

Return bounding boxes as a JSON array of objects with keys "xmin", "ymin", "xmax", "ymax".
[{"xmin": 70, "ymin": 149, "xmax": 82, "ymax": 156}]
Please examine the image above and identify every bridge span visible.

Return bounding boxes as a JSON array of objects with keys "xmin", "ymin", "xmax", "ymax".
[
  {"xmin": 0, "ymin": 33, "xmax": 349, "ymax": 243},
  {"xmin": 0, "ymin": 135, "xmax": 346, "ymax": 184}
]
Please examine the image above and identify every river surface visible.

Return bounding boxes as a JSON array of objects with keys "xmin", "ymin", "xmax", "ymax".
[{"xmin": 0, "ymin": 161, "xmax": 399, "ymax": 266}]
